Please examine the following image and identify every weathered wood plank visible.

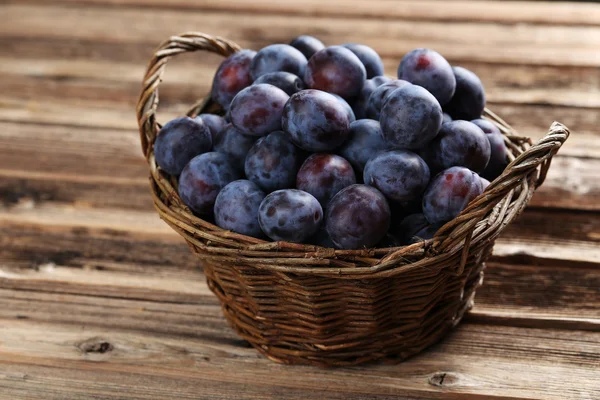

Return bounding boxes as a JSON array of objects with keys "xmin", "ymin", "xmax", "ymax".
[
  {"xmin": 2, "ymin": 4, "xmax": 600, "ymax": 67},
  {"xmin": 2, "ymin": 57, "xmax": 599, "ymax": 110},
  {"xmin": 8, "ymin": 0, "xmax": 600, "ymax": 27},
  {"xmin": 0, "ymin": 315, "xmax": 598, "ymax": 400},
  {"xmin": 0, "ymin": 120, "xmax": 147, "ymax": 178},
  {"xmin": 0, "ymin": 171, "xmax": 152, "ymax": 211},
  {"xmin": 0, "ymin": 1, "xmax": 598, "ymax": 399}
]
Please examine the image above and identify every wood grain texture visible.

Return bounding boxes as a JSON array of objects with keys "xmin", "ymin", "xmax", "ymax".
[
  {"xmin": 0, "ymin": 0, "xmax": 599, "ymax": 397},
  {"xmin": 8, "ymin": 0, "xmax": 600, "ymax": 28},
  {"xmin": 2, "ymin": 4, "xmax": 600, "ymax": 67},
  {"xmin": 0, "ymin": 315, "xmax": 598, "ymax": 400}
]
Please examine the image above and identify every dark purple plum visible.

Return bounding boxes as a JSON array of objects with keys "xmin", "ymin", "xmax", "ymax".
[
  {"xmin": 422, "ymin": 166, "xmax": 484, "ymax": 224},
  {"xmin": 245, "ymin": 131, "xmax": 304, "ymax": 193},
  {"xmin": 341, "ymin": 43, "xmax": 384, "ymax": 78},
  {"xmin": 178, "ymin": 152, "xmax": 241, "ymax": 215},
  {"xmin": 388, "ymin": 198, "xmax": 423, "ymax": 234},
  {"xmin": 444, "ymin": 66, "xmax": 486, "ymax": 120},
  {"xmin": 304, "ymin": 46, "xmax": 366, "ymax": 100},
  {"xmin": 427, "ymin": 120, "xmax": 491, "ymax": 173},
  {"xmin": 229, "ymin": 84, "xmax": 289, "ymax": 136},
  {"xmin": 372, "ymin": 76, "xmax": 393, "ymax": 86},
  {"xmin": 296, "ymin": 154, "xmax": 356, "ymax": 207},
  {"xmin": 282, "ymin": 89, "xmax": 351, "ymax": 152},
  {"xmin": 396, "ymin": 213, "xmax": 442, "ymax": 244},
  {"xmin": 397, "ymin": 48, "xmax": 456, "ymax": 106},
  {"xmin": 443, "ymin": 113, "xmax": 453, "ymax": 124},
  {"xmin": 253, "ymin": 71, "xmax": 306, "ymax": 96},
  {"xmin": 338, "ymin": 119, "xmax": 390, "ymax": 173},
  {"xmin": 352, "ymin": 76, "xmax": 392, "ymax": 119},
  {"xmin": 289, "ymin": 35, "xmax": 325, "ymax": 60},
  {"xmin": 250, "ymin": 44, "xmax": 308, "ymax": 80},
  {"xmin": 366, "ymin": 79, "xmax": 411, "ymax": 120},
  {"xmin": 214, "ymin": 180, "xmax": 266, "ymax": 238},
  {"xmin": 326, "ymin": 184, "xmax": 390, "ymax": 249},
  {"xmin": 377, "ymin": 233, "xmax": 402, "ymax": 248},
  {"xmin": 154, "ymin": 117, "xmax": 212, "ymax": 176},
  {"xmin": 483, "ymin": 132, "xmax": 509, "ymax": 181},
  {"xmin": 481, "ymin": 177, "xmax": 491, "ymax": 190},
  {"xmin": 211, "ymin": 49, "xmax": 256, "ymax": 110},
  {"xmin": 471, "ymin": 118, "xmax": 500, "ymax": 135},
  {"xmin": 258, "ymin": 189, "xmax": 323, "ymax": 242},
  {"xmin": 364, "ymin": 150, "xmax": 430, "ymax": 203},
  {"xmin": 380, "ymin": 84, "xmax": 443, "ymax": 150},
  {"xmin": 332, "ymin": 93, "xmax": 356, "ymax": 122},
  {"xmin": 195, "ymin": 114, "xmax": 226, "ymax": 141},
  {"xmin": 213, "ymin": 123, "xmax": 258, "ymax": 172},
  {"xmin": 307, "ymin": 228, "xmax": 338, "ymax": 248}
]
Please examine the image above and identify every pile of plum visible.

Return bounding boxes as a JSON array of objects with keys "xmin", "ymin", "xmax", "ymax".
[{"xmin": 154, "ymin": 35, "xmax": 509, "ymax": 249}]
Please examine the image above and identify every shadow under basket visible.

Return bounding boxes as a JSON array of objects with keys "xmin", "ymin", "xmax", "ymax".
[{"xmin": 136, "ymin": 33, "xmax": 570, "ymax": 367}]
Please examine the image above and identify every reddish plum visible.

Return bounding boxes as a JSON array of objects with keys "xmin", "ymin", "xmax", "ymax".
[
  {"xmin": 397, "ymin": 48, "xmax": 456, "ymax": 105},
  {"xmin": 326, "ymin": 184, "xmax": 390, "ymax": 249},
  {"xmin": 422, "ymin": 167, "xmax": 484, "ymax": 224},
  {"xmin": 211, "ymin": 50, "xmax": 256, "ymax": 110},
  {"xmin": 178, "ymin": 152, "xmax": 240, "ymax": 215},
  {"xmin": 296, "ymin": 154, "xmax": 356, "ymax": 207},
  {"xmin": 229, "ymin": 84, "xmax": 289, "ymax": 136},
  {"xmin": 304, "ymin": 46, "xmax": 366, "ymax": 100}
]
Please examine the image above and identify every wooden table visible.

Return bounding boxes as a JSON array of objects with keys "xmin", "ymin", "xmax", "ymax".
[{"xmin": 1, "ymin": 1, "xmax": 599, "ymax": 399}]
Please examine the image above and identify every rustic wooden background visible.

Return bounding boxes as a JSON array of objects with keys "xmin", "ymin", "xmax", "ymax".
[{"xmin": 1, "ymin": 1, "xmax": 599, "ymax": 399}]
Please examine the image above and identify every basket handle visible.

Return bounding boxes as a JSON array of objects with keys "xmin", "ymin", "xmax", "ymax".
[
  {"xmin": 136, "ymin": 32, "xmax": 241, "ymax": 158},
  {"xmin": 431, "ymin": 121, "xmax": 570, "ymax": 273}
]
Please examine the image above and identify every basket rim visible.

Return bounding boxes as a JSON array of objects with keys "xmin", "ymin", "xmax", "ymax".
[{"xmin": 136, "ymin": 32, "xmax": 570, "ymax": 278}]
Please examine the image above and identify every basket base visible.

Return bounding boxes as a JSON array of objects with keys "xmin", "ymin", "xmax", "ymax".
[{"xmin": 203, "ymin": 258, "xmax": 486, "ymax": 367}]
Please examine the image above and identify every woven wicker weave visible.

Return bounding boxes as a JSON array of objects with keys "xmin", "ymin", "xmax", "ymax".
[{"xmin": 136, "ymin": 33, "xmax": 570, "ymax": 367}]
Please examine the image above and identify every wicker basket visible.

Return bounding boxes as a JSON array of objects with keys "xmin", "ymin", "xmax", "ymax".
[{"xmin": 136, "ymin": 33, "xmax": 570, "ymax": 367}]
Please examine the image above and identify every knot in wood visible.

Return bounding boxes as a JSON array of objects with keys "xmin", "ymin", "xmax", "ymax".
[
  {"xmin": 428, "ymin": 371, "xmax": 461, "ymax": 387},
  {"xmin": 77, "ymin": 337, "xmax": 114, "ymax": 354}
]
